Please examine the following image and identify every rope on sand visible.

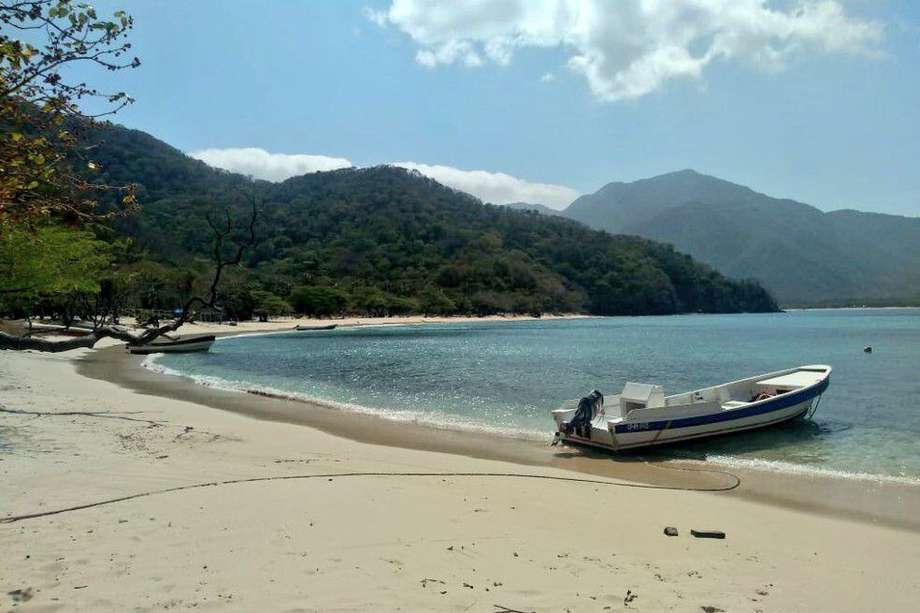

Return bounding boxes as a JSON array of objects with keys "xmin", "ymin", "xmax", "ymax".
[
  {"xmin": 0, "ymin": 406, "xmax": 165, "ymax": 426},
  {"xmin": 0, "ymin": 467, "xmax": 740, "ymax": 524}
]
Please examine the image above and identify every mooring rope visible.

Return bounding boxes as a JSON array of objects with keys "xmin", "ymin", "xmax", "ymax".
[{"xmin": 0, "ymin": 467, "xmax": 740, "ymax": 524}]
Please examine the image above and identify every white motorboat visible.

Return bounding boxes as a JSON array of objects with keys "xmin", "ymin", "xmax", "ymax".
[
  {"xmin": 127, "ymin": 334, "xmax": 216, "ymax": 355},
  {"xmin": 552, "ymin": 365, "xmax": 831, "ymax": 451}
]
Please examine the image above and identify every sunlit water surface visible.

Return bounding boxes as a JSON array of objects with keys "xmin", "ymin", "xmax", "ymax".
[{"xmin": 151, "ymin": 309, "xmax": 920, "ymax": 482}]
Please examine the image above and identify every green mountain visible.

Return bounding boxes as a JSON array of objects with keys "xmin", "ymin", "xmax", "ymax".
[
  {"xmin": 84, "ymin": 123, "xmax": 777, "ymax": 317},
  {"xmin": 564, "ymin": 170, "xmax": 920, "ymax": 306},
  {"xmin": 503, "ymin": 202, "xmax": 564, "ymax": 216}
]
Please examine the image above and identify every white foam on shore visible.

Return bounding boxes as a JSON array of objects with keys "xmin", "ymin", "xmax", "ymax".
[
  {"xmin": 142, "ymin": 353, "xmax": 920, "ymax": 487},
  {"xmin": 141, "ymin": 354, "xmax": 548, "ymax": 442},
  {"xmin": 705, "ymin": 454, "xmax": 920, "ymax": 486}
]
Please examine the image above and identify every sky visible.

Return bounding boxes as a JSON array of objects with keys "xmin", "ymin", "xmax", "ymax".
[{"xmin": 66, "ymin": 1, "xmax": 920, "ymax": 216}]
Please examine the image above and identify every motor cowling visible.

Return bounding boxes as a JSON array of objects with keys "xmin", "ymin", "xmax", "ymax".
[{"xmin": 561, "ymin": 390, "xmax": 604, "ymax": 438}]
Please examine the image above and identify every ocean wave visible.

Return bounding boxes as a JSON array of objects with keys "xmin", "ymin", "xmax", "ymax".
[
  {"xmin": 704, "ymin": 454, "xmax": 920, "ymax": 486},
  {"xmin": 142, "ymin": 353, "xmax": 920, "ymax": 487},
  {"xmin": 141, "ymin": 354, "xmax": 548, "ymax": 442}
]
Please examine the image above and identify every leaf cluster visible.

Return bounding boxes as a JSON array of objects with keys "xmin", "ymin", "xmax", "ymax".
[{"xmin": 1, "ymin": 1, "xmax": 139, "ymax": 228}]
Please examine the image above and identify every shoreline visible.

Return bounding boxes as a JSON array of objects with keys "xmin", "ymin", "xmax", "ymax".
[
  {"xmin": 141, "ymin": 342, "xmax": 920, "ymax": 487},
  {"xmin": 4, "ymin": 330, "xmax": 920, "ymax": 610},
  {"xmin": 79, "ymin": 335, "xmax": 920, "ymax": 532},
  {"xmin": 780, "ymin": 305, "xmax": 920, "ymax": 311}
]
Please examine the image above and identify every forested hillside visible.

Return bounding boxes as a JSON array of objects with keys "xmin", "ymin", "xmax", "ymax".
[
  {"xmin": 78, "ymin": 123, "xmax": 778, "ymax": 318},
  {"xmin": 564, "ymin": 170, "xmax": 920, "ymax": 305},
  {"xmin": 504, "ymin": 202, "xmax": 563, "ymax": 216}
]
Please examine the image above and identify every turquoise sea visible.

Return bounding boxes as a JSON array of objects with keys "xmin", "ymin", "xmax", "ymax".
[{"xmin": 150, "ymin": 309, "xmax": 920, "ymax": 482}]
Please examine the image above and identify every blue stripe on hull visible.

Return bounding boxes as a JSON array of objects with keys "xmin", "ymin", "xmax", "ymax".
[
  {"xmin": 613, "ymin": 376, "xmax": 829, "ymax": 434},
  {"xmin": 559, "ymin": 406, "xmax": 810, "ymax": 452},
  {"xmin": 611, "ymin": 406, "xmax": 810, "ymax": 450}
]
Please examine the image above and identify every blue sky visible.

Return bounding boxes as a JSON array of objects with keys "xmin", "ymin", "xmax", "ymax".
[{"xmin": 70, "ymin": 1, "xmax": 919, "ymax": 216}]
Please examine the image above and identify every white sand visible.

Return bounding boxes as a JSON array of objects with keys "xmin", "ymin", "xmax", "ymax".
[{"xmin": 2, "ymin": 346, "xmax": 919, "ymax": 612}]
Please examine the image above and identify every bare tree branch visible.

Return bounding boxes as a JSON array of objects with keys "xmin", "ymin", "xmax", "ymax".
[{"xmin": 0, "ymin": 197, "xmax": 258, "ymax": 352}]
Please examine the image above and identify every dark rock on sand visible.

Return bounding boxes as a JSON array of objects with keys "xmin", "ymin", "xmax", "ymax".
[
  {"xmin": 691, "ymin": 529, "xmax": 726, "ymax": 539},
  {"xmin": 8, "ymin": 588, "xmax": 34, "ymax": 603}
]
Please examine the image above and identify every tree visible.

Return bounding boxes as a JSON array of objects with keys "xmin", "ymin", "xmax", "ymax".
[
  {"xmin": 252, "ymin": 290, "xmax": 292, "ymax": 321},
  {"xmin": 289, "ymin": 286, "xmax": 348, "ymax": 317},
  {"xmin": 0, "ymin": 200, "xmax": 258, "ymax": 351},
  {"xmin": 0, "ymin": 221, "xmax": 111, "ymax": 300},
  {"xmin": 0, "ymin": 4, "xmax": 274, "ymax": 351},
  {"xmin": 1, "ymin": 0, "xmax": 140, "ymax": 228},
  {"xmin": 470, "ymin": 290, "xmax": 511, "ymax": 316},
  {"xmin": 418, "ymin": 287, "xmax": 455, "ymax": 316}
]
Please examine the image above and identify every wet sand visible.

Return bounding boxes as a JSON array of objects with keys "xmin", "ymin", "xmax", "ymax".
[{"xmin": 79, "ymin": 337, "xmax": 920, "ymax": 532}]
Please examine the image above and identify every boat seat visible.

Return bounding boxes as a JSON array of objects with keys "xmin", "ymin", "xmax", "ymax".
[{"xmin": 620, "ymin": 382, "xmax": 665, "ymax": 416}]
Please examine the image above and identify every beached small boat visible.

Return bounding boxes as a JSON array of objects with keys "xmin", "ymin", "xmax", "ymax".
[
  {"xmin": 127, "ymin": 334, "xmax": 216, "ymax": 355},
  {"xmin": 552, "ymin": 365, "xmax": 831, "ymax": 451},
  {"xmin": 294, "ymin": 324, "xmax": 337, "ymax": 331}
]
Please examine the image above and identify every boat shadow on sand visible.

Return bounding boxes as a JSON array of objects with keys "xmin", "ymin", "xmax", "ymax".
[{"xmin": 552, "ymin": 417, "xmax": 852, "ymax": 465}]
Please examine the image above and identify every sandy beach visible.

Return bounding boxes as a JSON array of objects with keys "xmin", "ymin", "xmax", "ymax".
[
  {"xmin": 2, "ymin": 320, "xmax": 920, "ymax": 612},
  {"xmin": 5, "ymin": 0, "xmax": 919, "ymax": 611}
]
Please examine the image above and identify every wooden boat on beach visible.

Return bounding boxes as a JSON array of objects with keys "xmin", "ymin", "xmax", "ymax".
[
  {"xmin": 552, "ymin": 365, "xmax": 831, "ymax": 451},
  {"xmin": 127, "ymin": 334, "xmax": 216, "ymax": 355},
  {"xmin": 294, "ymin": 324, "xmax": 338, "ymax": 331}
]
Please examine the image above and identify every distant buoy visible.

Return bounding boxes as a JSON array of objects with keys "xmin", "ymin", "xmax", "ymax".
[{"xmin": 864, "ymin": 345, "xmax": 872, "ymax": 353}]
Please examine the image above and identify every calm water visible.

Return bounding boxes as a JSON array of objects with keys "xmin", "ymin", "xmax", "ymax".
[{"xmin": 151, "ymin": 309, "xmax": 920, "ymax": 481}]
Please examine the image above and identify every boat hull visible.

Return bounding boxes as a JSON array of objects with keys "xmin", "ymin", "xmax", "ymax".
[
  {"xmin": 610, "ymin": 394, "xmax": 816, "ymax": 450},
  {"xmin": 554, "ymin": 366, "xmax": 830, "ymax": 452},
  {"xmin": 127, "ymin": 335, "xmax": 215, "ymax": 355}
]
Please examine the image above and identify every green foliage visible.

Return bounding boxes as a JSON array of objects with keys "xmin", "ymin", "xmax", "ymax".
[
  {"xmin": 115, "ymin": 260, "xmax": 201, "ymax": 311},
  {"xmin": 0, "ymin": 222, "xmax": 112, "ymax": 299},
  {"xmin": 252, "ymin": 290, "xmax": 292, "ymax": 317},
  {"xmin": 1, "ymin": 1, "xmax": 139, "ymax": 226},
  {"xmin": 24, "ymin": 122, "xmax": 778, "ymax": 320},
  {"xmin": 351, "ymin": 287, "xmax": 390, "ymax": 317},
  {"xmin": 289, "ymin": 286, "xmax": 349, "ymax": 317},
  {"xmin": 418, "ymin": 287, "xmax": 455, "ymax": 315}
]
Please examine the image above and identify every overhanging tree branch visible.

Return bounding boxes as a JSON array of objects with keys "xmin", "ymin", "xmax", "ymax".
[{"xmin": 0, "ymin": 198, "xmax": 258, "ymax": 352}]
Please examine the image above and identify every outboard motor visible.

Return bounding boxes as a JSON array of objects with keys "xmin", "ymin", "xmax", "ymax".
[{"xmin": 561, "ymin": 390, "xmax": 604, "ymax": 438}]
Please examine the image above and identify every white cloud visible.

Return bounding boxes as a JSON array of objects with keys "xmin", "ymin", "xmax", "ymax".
[
  {"xmin": 188, "ymin": 147, "xmax": 578, "ymax": 207},
  {"xmin": 189, "ymin": 147, "xmax": 352, "ymax": 181},
  {"xmin": 539, "ymin": 71, "xmax": 555, "ymax": 82},
  {"xmin": 368, "ymin": 0, "xmax": 884, "ymax": 101},
  {"xmin": 363, "ymin": 7, "xmax": 388, "ymax": 27},
  {"xmin": 392, "ymin": 161, "xmax": 579, "ymax": 208}
]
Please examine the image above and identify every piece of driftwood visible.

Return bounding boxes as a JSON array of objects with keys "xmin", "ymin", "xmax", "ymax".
[{"xmin": 691, "ymin": 529, "xmax": 726, "ymax": 539}]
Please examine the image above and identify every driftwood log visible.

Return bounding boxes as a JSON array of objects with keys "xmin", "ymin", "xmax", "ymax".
[{"xmin": 1, "ymin": 202, "xmax": 256, "ymax": 353}]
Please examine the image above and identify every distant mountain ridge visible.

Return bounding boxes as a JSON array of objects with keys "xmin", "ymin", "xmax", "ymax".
[
  {"xmin": 87, "ymin": 120, "xmax": 913, "ymax": 308},
  {"xmin": 81, "ymin": 123, "xmax": 777, "ymax": 317},
  {"xmin": 562, "ymin": 170, "xmax": 920, "ymax": 305}
]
